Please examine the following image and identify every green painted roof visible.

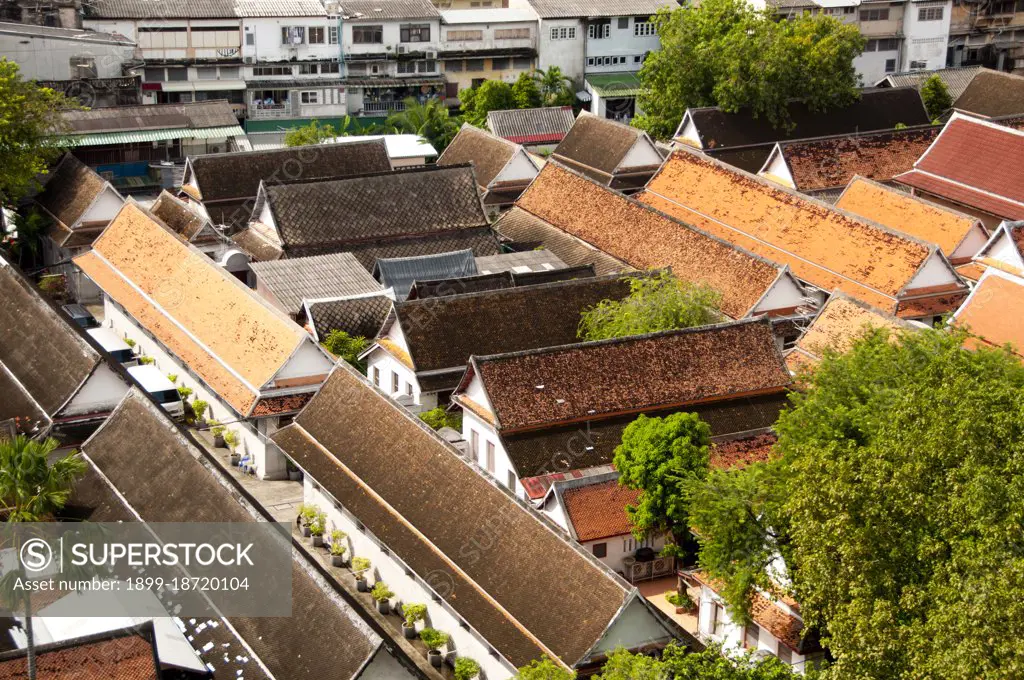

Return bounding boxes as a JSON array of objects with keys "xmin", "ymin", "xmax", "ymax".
[
  {"xmin": 64, "ymin": 125, "xmax": 245, "ymax": 147},
  {"xmin": 586, "ymin": 73, "xmax": 642, "ymax": 98}
]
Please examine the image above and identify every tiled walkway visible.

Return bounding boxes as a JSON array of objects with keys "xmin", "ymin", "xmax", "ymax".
[{"xmin": 638, "ymin": 575, "xmax": 702, "ymax": 636}]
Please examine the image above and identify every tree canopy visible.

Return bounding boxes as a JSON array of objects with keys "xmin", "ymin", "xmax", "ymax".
[
  {"xmin": 385, "ymin": 97, "xmax": 460, "ymax": 152},
  {"xmin": 460, "ymin": 80, "xmax": 517, "ymax": 127},
  {"xmin": 512, "ymin": 71, "xmax": 543, "ymax": 109},
  {"xmin": 578, "ymin": 271, "xmax": 721, "ymax": 341},
  {"xmin": 284, "ymin": 118, "xmax": 353, "ymax": 146},
  {"xmin": 321, "ymin": 329, "xmax": 368, "ymax": 371},
  {"xmin": 534, "ymin": 66, "xmax": 575, "ymax": 107},
  {"xmin": 633, "ymin": 0, "xmax": 866, "ymax": 139},
  {"xmin": 920, "ymin": 74, "xmax": 952, "ymax": 121},
  {"xmin": 595, "ymin": 645, "xmax": 803, "ymax": 680},
  {"xmin": 515, "ymin": 658, "xmax": 575, "ymax": 680},
  {"xmin": 614, "ymin": 411, "xmax": 711, "ymax": 554},
  {"xmin": 0, "ymin": 59, "xmax": 74, "ymax": 203},
  {"xmin": 687, "ymin": 326, "xmax": 1024, "ymax": 679}
]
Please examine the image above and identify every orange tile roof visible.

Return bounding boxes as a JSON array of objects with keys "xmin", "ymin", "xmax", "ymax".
[
  {"xmin": 562, "ymin": 479, "xmax": 641, "ymax": 542},
  {"xmin": 709, "ymin": 433, "xmax": 777, "ymax": 469},
  {"xmin": 639, "ymin": 151, "xmax": 943, "ymax": 313},
  {"xmin": 75, "ymin": 202, "xmax": 307, "ymax": 414},
  {"xmin": 954, "ymin": 272, "xmax": 1024, "ymax": 357},
  {"xmin": 514, "ymin": 162, "xmax": 786, "ymax": 319},
  {"xmin": 835, "ymin": 177, "xmax": 980, "ymax": 259},
  {"xmin": 956, "ymin": 262, "xmax": 987, "ymax": 281},
  {"xmin": 790, "ymin": 293, "xmax": 910, "ymax": 366}
]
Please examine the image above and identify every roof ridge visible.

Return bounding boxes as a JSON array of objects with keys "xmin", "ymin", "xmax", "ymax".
[
  {"xmin": 777, "ymin": 123, "xmax": 938, "ymax": 149},
  {"xmin": 191, "ymin": 137, "xmax": 387, "ymax": 163},
  {"xmin": 264, "ymin": 161, "xmax": 475, "ymax": 192}
]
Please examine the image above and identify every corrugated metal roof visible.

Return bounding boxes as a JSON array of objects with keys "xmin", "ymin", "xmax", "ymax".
[
  {"xmin": 475, "ymin": 249, "xmax": 566, "ymax": 274},
  {"xmin": 487, "ymin": 106, "xmax": 575, "ymax": 144},
  {"xmin": 84, "ymin": 0, "xmax": 326, "ymax": 19},
  {"xmin": 251, "ymin": 253, "xmax": 384, "ymax": 316},
  {"xmin": 339, "ymin": 0, "xmax": 439, "ymax": 20},
  {"xmin": 373, "ymin": 249, "xmax": 478, "ymax": 300},
  {"xmin": 878, "ymin": 66, "xmax": 983, "ymax": 100},
  {"xmin": 64, "ymin": 125, "xmax": 245, "ymax": 146},
  {"xmin": 523, "ymin": 0, "xmax": 676, "ymax": 18},
  {"xmin": 62, "ymin": 101, "xmax": 239, "ymax": 133},
  {"xmin": 0, "ymin": 20, "xmax": 134, "ymax": 43},
  {"xmin": 440, "ymin": 8, "xmax": 537, "ymax": 23},
  {"xmin": 586, "ymin": 72, "xmax": 641, "ymax": 98}
]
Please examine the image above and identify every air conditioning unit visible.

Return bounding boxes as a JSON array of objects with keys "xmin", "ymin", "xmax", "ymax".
[
  {"xmin": 244, "ymin": 56, "xmax": 253, "ymax": 64},
  {"xmin": 426, "ymin": 50, "xmax": 437, "ymax": 59},
  {"xmin": 397, "ymin": 45, "xmax": 407, "ymax": 54}
]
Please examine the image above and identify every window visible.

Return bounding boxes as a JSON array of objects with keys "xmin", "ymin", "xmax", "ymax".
[
  {"xmin": 859, "ymin": 8, "xmax": 889, "ymax": 20},
  {"xmin": 167, "ymin": 68, "xmax": 187, "ymax": 81},
  {"xmin": 550, "ymin": 26, "xmax": 576, "ymax": 40},
  {"xmin": 406, "ymin": 382, "xmax": 413, "ymax": 396},
  {"xmin": 246, "ymin": 32, "xmax": 255, "ymax": 45},
  {"xmin": 617, "ymin": 17, "xmax": 629, "ymax": 28},
  {"xmin": 465, "ymin": 58, "xmax": 485, "ymax": 71},
  {"xmin": 373, "ymin": 367, "xmax": 380, "ymax": 386},
  {"xmin": 486, "ymin": 441, "xmax": 495, "ymax": 472},
  {"xmin": 910, "ymin": 59, "xmax": 928, "ymax": 69},
  {"xmin": 495, "ymin": 27, "xmax": 530, "ymax": 39},
  {"xmin": 634, "ymin": 54, "xmax": 644, "ymax": 63},
  {"xmin": 885, "ymin": 58, "xmax": 897, "ymax": 72},
  {"xmin": 252, "ymin": 65, "xmax": 292, "ymax": 76},
  {"xmin": 634, "ymin": 18, "xmax": 656, "ymax": 36},
  {"xmin": 447, "ymin": 29, "xmax": 483, "ymax": 41},
  {"xmin": 513, "ymin": 56, "xmax": 533, "ymax": 69},
  {"xmin": 470, "ymin": 430, "xmax": 480, "ymax": 463},
  {"xmin": 220, "ymin": 66, "xmax": 239, "ymax": 78},
  {"xmin": 744, "ymin": 623, "xmax": 760, "ymax": 649},
  {"xmin": 777, "ymin": 645, "xmax": 792, "ymax": 665},
  {"xmin": 391, "ymin": 371, "xmax": 399, "ymax": 394},
  {"xmin": 281, "ymin": 26, "xmax": 306, "ymax": 44},
  {"xmin": 712, "ymin": 603, "xmax": 726, "ymax": 635},
  {"xmin": 507, "ymin": 470, "xmax": 516, "ymax": 489},
  {"xmin": 143, "ymin": 67, "xmax": 165, "ymax": 82},
  {"xmin": 329, "ymin": 26, "xmax": 338, "ymax": 44},
  {"xmin": 866, "ymin": 37, "xmax": 900, "ymax": 51},
  {"xmin": 592, "ymin": 542, "xmax": 608, "ymax": 558},
  {"xmin": 918, "ymin": 5, "xmax": 944, "ymax": 20},
  {"xmin": 353, "ymin": 25, "xmax": 383, "ymax": 43},
  {"xmin": 491, "ymin": 57, "xmax": 510, "ymax": 70},
  {"xmin": 308, "ymin": 26, "xmax": 325, "ymax": 44},
  {"xmin": 588, "ymin": 20, "xmax": 610, "ymax": 39},
  {"xmin": 299, "ymin": 63, "xmax": 319, "ymax": 74},
  {"xmin": 400, "ymin": 23, "xmax": 431, "ymax": 42},
  {"xmin": 623, "ymin": 537, "xmax": 634, "ymax": 552},
  {"xmin": 300, "ymin": 91, "xmax": 319, "ymax": 104},
  {"xmin": 398, "ymin": 60, "xmax": 436, "ymax": 73},
  {"xmin": 445, "ymin": 59, "xmax": 464, "ymax": 72},
  {"xmin": 196, "ymin": 66, "xmax": 218, "ymax": 80}
]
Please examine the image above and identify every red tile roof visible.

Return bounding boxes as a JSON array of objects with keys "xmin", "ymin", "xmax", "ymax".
[
  {"xmin": 0, "ymin": 628, "xmax": 159, "ymax": 680},
  {"xmin": 521, "ymin": 464, "xmax": 616, "ymax": 501},
  {"xmin": 562, "ymin": 479, "xmax": 641, "ymax": 542},
  {"xmin": 895, "ymin": 114, "xmax": 1024, "ymax": 221},
  {"xmin": 249, "ymin": 391, "xmax": 315, "ymax": 417},
  {"xmin": 709, "ymin": 433, "xmax": 777, "ymax": 470}
]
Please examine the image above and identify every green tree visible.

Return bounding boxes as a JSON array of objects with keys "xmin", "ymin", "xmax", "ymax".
[
  {"xmin": 460, "ymin": 80, "xmax": 516, "ymax": 127},
  {"xmin": 688, "ymin": 326, "xmax": 1024, "ymax": 679},
  {"xmin": 0, "ymin": 435, "xmax": 87, "ymax": 680},
  {"xmin": 386, "ymin": 97, "xmax": 461, "ymax": 152},
  {"xmin": 515, "ymin": 658, "xmax": 575, "ymax": 680},
  {"xmin": 512, "ymin": 71, "xmax": 543, "ymax": 109},
  {"xmin": 533, "ymin": 67, "xmax": 574, "ymax": 107},
  {"xmin": 578, "ymin": 271, "xmax": 721, "ymax": 341},
  {"xmin": 614, "ymin": 412, "xmax": 710, "ymax": 555},
  {"xmin": 633, "ymin": 0, "xmax": 865, "ymax": 139},
  {"xmin": 0, "ymin": 60, "xmax": 75, "ymax": 203},
  {"xmin": 7, "ymin": 209, "xmax": 51, "ymax": 269},
  {"xmin": 920, "ymin": 74, "xmax": 952, "ymax": 120},
  {"xmin": 284, "ymin": 118, "xmax": 354, "ymax": 146},
  {"xmin": 419, "ymin": 407, "xmax": 462, "ymax": 432},
  {"xmin": 321, "ymin": 329, "xmax": 368, "ymax": 371},
  {"xmin": 596, "ymin": 645, "xmax": 803, "ymax": 680}
]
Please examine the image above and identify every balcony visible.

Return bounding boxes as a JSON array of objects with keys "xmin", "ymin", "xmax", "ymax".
[
  {"xmin": 623, "ymin": 554, "xmax": 676, "ymax": 584},
  {"xmin": 363, "ymin": 100, "xmax": 406, "ymax": 113},
  {"xmin": 249, "ymin": 103, "xmax": 293, "ymax": 119},
  {"xmin": 440, "ymin": 36, "xmax": 537, "ymax": 55}
]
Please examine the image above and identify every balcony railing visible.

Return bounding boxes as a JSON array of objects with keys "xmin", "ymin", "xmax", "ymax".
[
  {"xmin": 363, "ymin": 100, "xmax": 406, "ymax": 113},
  {"xmin": 441, "ymin": 37, "xmax": 537, "ymax": 53},
  {"xmin": 248, "ymin": 104, "xmax": 293, "ymax": 119},
  {"xmin": 623, "ymin": 555, "xmax": 676, "ymax": 583}
]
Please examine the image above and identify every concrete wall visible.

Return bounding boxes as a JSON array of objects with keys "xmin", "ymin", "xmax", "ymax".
[
  {"xmin": 0, "ymin": 32, "xmax": 133, "ymax": 80},
  {"xmin": 901, "ymin": 0, "xmax": 952, "ymax": 71},
  {"xmin": 341, "ymin": 18, "xmax": 442, "ymax": 58},
  {"xmin": 583, "ymin": 16, "xmax": 660, "ymax": 74},
  {"xmin": 534, "ymin": 18, "xmax": 584, "ymax": 79},
  {"xmin": 243, "ymin": 17, "xmax": 341, "ymax": 63}
]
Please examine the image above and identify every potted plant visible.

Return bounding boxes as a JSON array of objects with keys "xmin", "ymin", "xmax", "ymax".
[
  {"xmin": 352, "ymin": 557, "xmax": 371, "ymax": 592},
  {"xmin": 295, "ymin": 503, "xmax": 310, "ymax": 529},
  {"xmin": 166, "ymin": 373, "xmax": 178, "ymax": 384},
  {"xmin": 329, "ymin": 530, "xmax": 347, "ymax": 564},
  {"xmin": 286, "ymin": 460, "xmax": 302, "ymax": 481},
  {"xmin": 419, "ymin": 628, "xmax": 449, "ymax": 668},
  {"xmin": 309, "ymin": 513, "xmax": 326, "ymax": 547},
  {"xmin": 299, "ymin": 504, "xmax": 318, "ymax": 537},
  {"xmin": 210, "ymin": 421, "xmax": 225, "ymax": 448},
  {"xmin": 177, "ymin": 385, "xmax": 193, "ymax": 400},
  {"xmin": 402, "ymin": 603, "xmax": 426, "ymax": 640},
  {"xmin": 124, "ymin": 337, "xmax": 137, "ymax": 351},
  {"xmin": 191, "ymin": 398, "xmax": 208, "ymax": 426},
  {"xmin": 138, "ymin": 356, "xmax": 154, "ymax": 365},
  {"xmin": 666, "ymin": 589, "xmax": 696, "ymax": 615},
  {"xmin": 224, "ymin": 430, "xmax": 240, "ymax": 465},
  {"xmin": 371, "ymin": 581, "xmax": 393, "ymax": 614},
  {"xmin": 454, "ymin": 657, "xmax": 481, "ymax": 680}
]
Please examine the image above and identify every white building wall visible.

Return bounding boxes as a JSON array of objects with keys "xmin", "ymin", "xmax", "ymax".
[
  {"xmin": 853, "ymin": 47, "xmax": 901, "ymax": 84},
  {"xmin": 82, "ymin": 189, "xmax": 126, "ymax": 225},
  {"xmin": 617, "ymin": 136, "xmax": 661, "ymax": 169},
  {"xmin": 341, "ymin": 19, "xmax": 442, "ymax": 58},
  {"xmin": 583, "ymin": 16, "xmax": 660, "ymax": 74},
  {"xmin": 495, "ymin": 150, "xmax": 540, "ymax": 183},
  {"xmin": 900, "ymin": 0, "xmax": 952, "ymax": 72},
  {"xmin": 271, "ymin": 340, "xmax": 334, "ymax": 385},
  {"xmin": 243, "ymin": 17, "xmax": 340, "ymax": 63},
  {"xmin": 581, "ymin": 534, "xmax": 666, "ymax": 575},
  {"xmin": 459, "ymin": 409, "xmax": 525, "ymax": 498},
  {"xmin": 534, "ymin": 18, "xmax": 584, "ymax": 80},
  {"xmin": 61, "ymin": 362, "xmax": 128, "ymax": 417},
  {"xmin": 303, "ymin": 481, "xmax": 518, "ymax": 680},
  {"xmin": 950, "ymin": 223, "xmax": 990, "ymax": 263},
  {"xmin": 0, "ymin": 32, "xmax": 133, "ymax": 80},
  {"xmin": 905, "ymin": 252, "xmax": 961, "ymax": 290},
  {"xmin": 752, "ymin": 274, "xmax": 807, "ymax": 315}
]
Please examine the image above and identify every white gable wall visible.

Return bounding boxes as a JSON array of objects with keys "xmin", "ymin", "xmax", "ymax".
[
  {"xmin": 751, "ymin": 273, "xmax": 807, "ymax": 316},
  {"xmin": 758, "ymin": 146, "xmax": 795, "ymax": 189},
  {"xmin": 81, "ymin": 187, "xmax": 125, "ymax": 227},
  {"xmin": 950, "ymin": 222, "xmax": 990, "ymax": 263},
  {"xmin": 977, "ymin": 225, "xmax": 1024, "ymax": 272},
  {"xmin": 60, "ymin": 361, "xmax": 129, "ymax": 418},
  {"xmin": 905, "ymin": 251, "xmax": 962, "ymax": 291},
  {"xmin": 587, "ymin": 596, "xmax": 674, "ymax": 658},
  {"xmin": 271, "ymin": 339, "xmax": 334, "ymax": 385},
  {"xmin": 495, "ymin": 149, "xmax": 540, "ymax": 184},
  {"xmin": 617, "ymin": 136, "xmax": 661, "ymax": 170},
  {"xmin": 673, "ymin": 112, "xmax": 702, "ymax": 148}
]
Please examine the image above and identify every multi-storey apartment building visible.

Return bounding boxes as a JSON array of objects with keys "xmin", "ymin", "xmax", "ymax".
[
  {"xmin": 948, "ymin": 0, "xmax": 1024, "ymax": 71},
  {"xmin": 439, "ymin": 8, "xmax": 538, "ymax": 100}
]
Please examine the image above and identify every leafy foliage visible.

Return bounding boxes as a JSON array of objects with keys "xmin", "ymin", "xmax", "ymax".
[
  {"xmin": 455, "ymin": 657, "xmax": 482, "ymax": 680},
  {"xmin": 460, "ymin": 80, "xmax": 516, "ymax": 127},
  {"xmin": 403, "ymin": 602, "xmax": 427, "ymax": 627},
  {"xmin": 351, "ymin": 556, "xmax": 371, "ymax": 575},
  {"xmin": 322, "ymin": 330, "xmax": 368, "ymax": 371},
  {"xmin": 419, "ymin": 407, "xmax": 462, "ymax": 431},
  {"xmin": 0, "ymin": 435, "xmax": 85, "ymax": 521},
  {"xmin": 920, "ymin": 74, "xmax": 952, "ymax": 120},
  {"xmin": 8, "ymin": 210, "xmax": 51, "ymax": 269},
  {"xmin": 533, "ymin": 67, "xmax": 575, "ymax": 107},
  {"xmin": 191, "ymin": 399, "xmax": 208, "ymax": 423},
  {"xmin": 599, "ymin": 644, "xmax": 803, "ymax": 679},
  {"xmin": 284, "ymin": 118, "xmax": 348, "ymax": 146},
  {"xmin": 515, "ymin": 658, "xmax": 576, "ymax": 680},
  {"xmin": 614, "ymin": 412, "xmax": 711, "ymax": 553},
  {"xmin": 386, "ymin": 97, "xmax": 460, "ymax": 152},
  {"xmin": 36, "ymin": 274, "xmax": 66, "ymax": 300},
  {"xmin": 512, "ymin": 71, "xmax": 543, "ymax": 109},
  {"xmin": 0, "ymin": 59, "xmax": 75, "ymax": 203},
  {"xmin": 371, "ymin": 581, "xmax": 393, "ymax": 602},
  {"xmin": 578, "ymin": 271, "xmax": 721, "ymax": 341},
  {"xmin": 633, "ymin": 0, "xmax": 865, "ymax": 139},
  {"xmin": 222, "ymin": 430, "xmax": 239, "ymax": 451},
  {"xmin": 419, "ymin": 627, "xmax": 450, "ymax": 652},
  {"xmin": 688, "ymin": 326, "xmax": 1024, "ymax": 679}
]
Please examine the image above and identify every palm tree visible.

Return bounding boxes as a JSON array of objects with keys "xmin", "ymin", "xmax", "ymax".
[
  {"xmin": 7, "ymin": 211, "xmax": 50, "ymax": 270},
  {"xmin": 0, "ymin": 435, "xmax": 86, "ymax": 680},
  {"xmin": 533, "ymin": 67, "xmax": 575, "ymax": 107},
  {"xmin": 386, "ymin": 97, "xmax": 460, "ymax": 152}
]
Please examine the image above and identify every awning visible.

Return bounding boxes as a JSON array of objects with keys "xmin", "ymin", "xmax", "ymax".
[
  {"xmin": 344, "ymin": 77, "xmax": 445, "ymax": 88},
  {"xmin": 585, "ymin": 72, "xmax": 642, "ymax": 99},
  {"xmin": 62, "ymin": 125, "xmax": 245, "ymax": 146},
  {"xmin": 576, "ymin": 90, "xmax": 592, "ymax": 102}
]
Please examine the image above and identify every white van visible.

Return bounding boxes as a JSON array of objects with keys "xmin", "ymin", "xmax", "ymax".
[
  {"xmin": 86, "ymin": 328, "xmax": 138, "ymax": 367},
  {"xmin": 127, "ymin": 365, "xmax": 184, "ymax": 418}
]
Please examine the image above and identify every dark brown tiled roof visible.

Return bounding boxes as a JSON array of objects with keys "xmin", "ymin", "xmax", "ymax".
[
  {"xmin": 502, "ymin": 394, "xmax": 788, "ymax": 479},
  {"xmin": 553, "ymin": 112, "xmax": 649, "ymax": 177},
  {"xmin": 472, "ymin": 318, "xmax": 790, "ymax": 431},
  {"xmin": 407, "ymin": 271, "xmax": 515, "ymax": 299},
  {"xmin": 394, "ymin": 272, "xmax": 634, "ymax": 385},
  {"xmin": 249, "ymin": 391, "xmax": 316, "ymax": 417},
  {"xmin": 230, "ymin": 225, "xmax": 284, "ymax": 261},
  {"xmin": 271, "ymin": 365, "xmax": 636, "ymax": 668},
  {"xmin": 0, "ymin": 259, "xmax": 99, "ymax": 420},
  {"xmin": 709, "ymin": 432, "xmax": 778, "ymax": 470},
  {"xmin": 515, "ymin": 163, "xmax": 787, "ymax": 319},
  {"xmin": 493, "ymin": 207, "xmax": 631, "ymax": 277},
  {"xmin": 437, "ymin": 124, "xmax": 520, "ymax": 187},
  {"xmin": 953, "ymin": 69, "xmax": 1024, "ymax": 118},
  {"xmin": 0, "ymin": 624, "xmax": 159, "ymax": 680},
  {"xmin": 80, "ymin": 390, "xmax": 382, "ymax": 680},
  {"xmin": 36, "ymin": 154, "xmax": 113, "ymax": 230},
  {"xmin": 187, "ymin": 140, "xmax": 391, "ymax": 210},
  {"xmin": 307, "ymin": 293, "xmax": 394, "ymax": 340},
  {"xmin": 149, "ymin": 190, "xmax": 219, "ymax": 243},
  {"xmin": 62, "ymin": 101, "xmax": 238, "ymax": 134},
  {"xmin": 775, "ymin": 126, "xmax": 939, "ymax": 191},
  {"xmin": 487, "ymin": 106, "xmax": 575, "ymax": 145},
  {"xmin": 562, "ymin": 477, "xmax": 641, "ymax": 542}
]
